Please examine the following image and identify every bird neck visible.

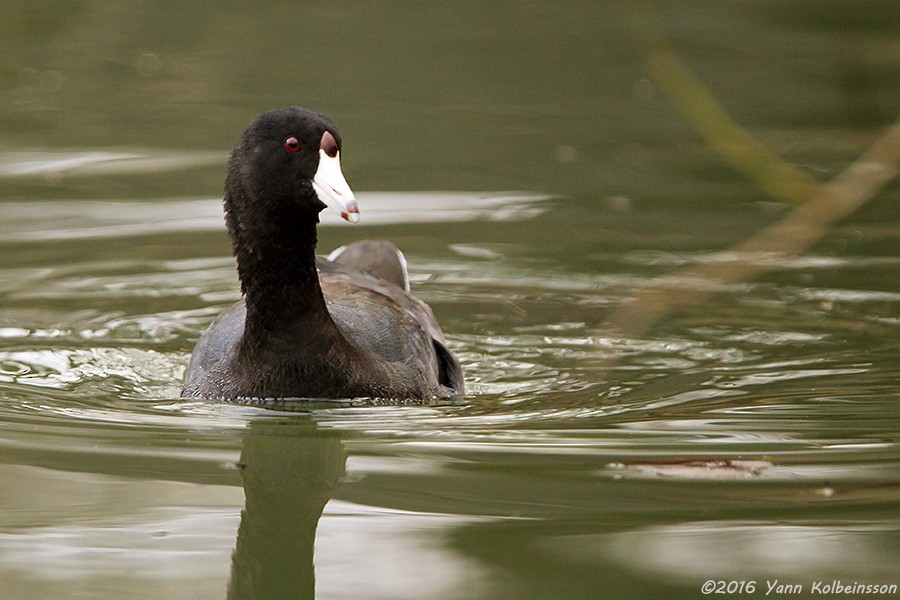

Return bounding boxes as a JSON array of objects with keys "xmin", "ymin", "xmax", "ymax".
[{"xmin": 231, "ymin": 202, "xmax": 341, "ymax": 355}]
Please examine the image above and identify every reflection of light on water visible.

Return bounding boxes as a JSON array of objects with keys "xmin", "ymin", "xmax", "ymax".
[
  {"xmin": 0, "ymin": 192, "xmax": 549, "ymax": 242},
  {"xmin": 316, "ymin": 501, "xmax": 490, "ymax": 600},
  {"xmin": 0, "ymin": 150, "xmax": 222, "ymax": 177},
  {"xmin": 0, "ymin": 504, "xmax": 240, "ymax": 580},
  {"xmin": 0, "ymin": 492, "xmax": 489, "ymax": 599},
  {"xmin": 557, "ymin": 522, "xmax": 900, "ymax": 581},
  {"xmin": 320, "ymin": 192, "xmax": 550, "ymax": 225}
]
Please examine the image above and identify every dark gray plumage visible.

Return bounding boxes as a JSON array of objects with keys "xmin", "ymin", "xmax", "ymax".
[{"xmin": 181, "ymin": 107, "xmax": 463, "ymax": 401}]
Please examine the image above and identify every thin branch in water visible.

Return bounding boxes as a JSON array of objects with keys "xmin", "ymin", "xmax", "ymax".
[{"xmin": 610, "ymin": 1, "xmax": 900, "ymax": 336}]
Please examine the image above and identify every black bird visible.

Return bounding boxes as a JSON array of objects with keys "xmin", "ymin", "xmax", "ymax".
[{"xmin": 182, "ymin": 107, "xmax": 464, "ymax": 401}]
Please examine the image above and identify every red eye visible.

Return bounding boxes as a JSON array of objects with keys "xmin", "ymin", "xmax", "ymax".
[{"xmin": 284, "ymin": 137, "xmax": 301, "ymax": 153}]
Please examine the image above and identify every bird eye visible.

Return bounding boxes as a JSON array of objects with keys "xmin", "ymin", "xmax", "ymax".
[{"xmin": 284, "ymin": 137, "xmax": 301, "ymax": 153}]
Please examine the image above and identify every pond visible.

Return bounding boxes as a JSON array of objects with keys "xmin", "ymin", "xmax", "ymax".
[{"xmin": 1, "ymin": 2, "xmax": 898, "ymax": 599}]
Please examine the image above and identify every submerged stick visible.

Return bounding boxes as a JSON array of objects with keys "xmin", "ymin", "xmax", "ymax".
[
  {"xmin": 610, "ymin": 1, "xmax": 900, "ymax": 335},
  {"xmin": 607, "ymin": 119, "xmax": 900, "ymax": 335},
  {"xmin": 623, "ymin": 0, "xmax": 820, "ymax": 207}
]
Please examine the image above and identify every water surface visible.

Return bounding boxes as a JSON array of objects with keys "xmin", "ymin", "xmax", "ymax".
[{"xmin": 1, "ymin": 2, "xmax": 898, "ymax": 599}]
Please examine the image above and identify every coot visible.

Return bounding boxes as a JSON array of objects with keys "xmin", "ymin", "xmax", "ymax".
[{"xmin": 182, "ymin": 107, "xmax": 464, "ymax": 401}]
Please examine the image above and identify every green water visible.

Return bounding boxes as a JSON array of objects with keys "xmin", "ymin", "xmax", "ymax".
[{"xmin": 1, "ymin": 2, "xmax": 898, "ymax": 599}]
